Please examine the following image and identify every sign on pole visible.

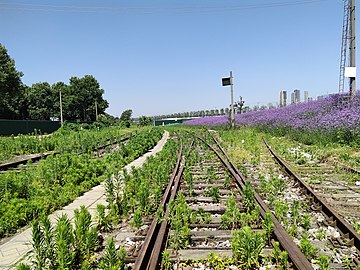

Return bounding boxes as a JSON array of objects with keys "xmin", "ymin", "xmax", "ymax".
[
  {"xmin": 222, "ymin": 71, "xmax": 235, "ymax": 128},
  {"xmin": 222, "ymin": 77, "xmax": 232, "ymax": 86},
  {"xmin": 345, "ymin": 67, "xmax": 356, "ymax": 78}
]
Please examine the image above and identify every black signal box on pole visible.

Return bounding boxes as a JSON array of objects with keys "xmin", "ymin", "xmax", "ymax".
[{"xmin": 222, "ymin": 77, "xmax": 232, "ymax": 86}]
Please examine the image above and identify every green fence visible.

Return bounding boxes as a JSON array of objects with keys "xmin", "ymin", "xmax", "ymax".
[{"xmin": 0, "ymin": 120, "xmax": 61, "ymax": 135}]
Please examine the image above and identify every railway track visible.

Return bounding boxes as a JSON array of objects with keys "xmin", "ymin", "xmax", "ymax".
[
  {"xmin": 0, "ymin": 152, "xmax": 53, "ymax": 172},
  {"xmin": 127, "ymin": 133, "xmax": 317, "ymax": 269},
  {"xmin": 269, "ymin": 141, "xmax": 360, "ymax": 222},
  {"xmin": 13, "ymin": 129, "xmax": 355, "ymax": 269},
  {"xmin": 0, "ymin": 136, "xmax": 130, "ymax": 173},
  {"xmin": 263, "ymin": 139, "xmax": 360, "ymax": 251},
  {"xmin": 6, "ymin": 129, "xmax": 359, "ymax": 269},
  {"xmin": 210, "ymin": 130, "xmax": 360, "ymax": 269}
]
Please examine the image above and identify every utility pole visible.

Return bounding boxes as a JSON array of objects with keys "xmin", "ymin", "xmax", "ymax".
[
  {"xmin": 59, "ymin": 90, "xmax": 63, "ymax": 126},
  {"xmin": 349, "ymin": 0, "xmax": 356, "ymax": 97},
  {"xmin": 222, "ymin": 71, "xmax": 235, "ymax": 127},
  {"xmin": 230, "ymin": 71, "xmax": 235, "ymax": 127}
]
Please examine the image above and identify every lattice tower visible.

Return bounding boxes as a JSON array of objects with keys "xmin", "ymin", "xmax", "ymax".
[{"xmin": 339, "ymin": 0, "xmax": 350, "ymax": 93}]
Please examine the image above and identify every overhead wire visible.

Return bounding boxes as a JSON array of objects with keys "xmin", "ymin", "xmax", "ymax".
[{"xmin": 0, "ymin": 0, "xmax": 329, "ymax": 14}]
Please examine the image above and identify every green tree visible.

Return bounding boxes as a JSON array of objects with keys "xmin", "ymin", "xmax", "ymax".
[
  {"xmin": 0, "ymin": 43, "xmax": 24, "ymax": 119},
  {"xmin": 67, "ymin": 75, "xmax": 109, "ymax": 121},
  {"xmin": 120, "ymin": 109, "xmax": 132, "ymax": 128},
  {"xmin": 50, "ymin": 76, "xmax": 109, "ymax": 121},
  {"xmin": 16, "ymin": 84, "xmax": 30, "ymax": 120},
  {"xmin": 138, "ymin": 116, "xmax": 153, "ymax": 126},
  {"xmin": 26, "ymin": 82, "xmax": 55, "ymax": 120},
  {"xmin": 96, "ymin": 113, "xmax": 117, "ymax": 127}
]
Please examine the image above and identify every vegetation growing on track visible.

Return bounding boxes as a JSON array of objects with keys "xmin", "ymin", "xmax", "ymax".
[
  {"xmin": 17, "ymin": 128, "xmax": 179, "ymax": 269},
  {"xmin": 0, "ymin": 124, "xmax": 137, "ymax": 163},
  {"xmin": 9, "ymin": 126, "xmax": 360, "ymax": 269},
  {"xmin": 163, "ymin": 133, "xmax": 295, "ymax": 270},
  {"xmin": 217, "ymin": 127, "xmax": 360, "ymax": 268},
  {"xmin": 104, "ymin": 137, "xmax": 179, "ymax": 225},
  {"xmin": 0, "ymin": 128, "xmax": 162, "ymax": 238}
]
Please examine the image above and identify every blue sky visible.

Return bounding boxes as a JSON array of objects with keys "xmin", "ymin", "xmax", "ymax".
[{"xmin": 0, "ymin": 0, "xmax": 355, "ymax": 117}]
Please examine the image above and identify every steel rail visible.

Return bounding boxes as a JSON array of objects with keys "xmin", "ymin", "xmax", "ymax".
[
  {"xmin": 148, "ymin": 140, "xmax": 194, "ymax": 270},
  {"xmin": 76, "ymin": 135, "xmax": 131, "ymax": 154},
  {"xmin": 203, "ymin": 134, "xmax": 313, "ymax": 270},
  {"xmin": 0, "ymin": 135, "xmax": 131, "ymax": 172},
  {"xmin": 330, "ymin": 160, "xmax": 360, "ymax": 175},
  {"xmin": 147, "ymin": 139, "xmax": 195, "ymax": 269},
  {"xmin": 133, "ymin": 139, "xmax": 191, "ymax": 270},
  {"xmin": 263, "ymin": 138, "xmax": 360, "ymax": 251},
  {"xmin": 92, "ymin": 135, "xmax": 130, "ymax": 151},
  {"xmin": 147, "ymin": 158, "xmax": 185, "ymax": 269},
  {"xmin": 0, "ymin": 152, "xmax": 53, "ymax": 171}
]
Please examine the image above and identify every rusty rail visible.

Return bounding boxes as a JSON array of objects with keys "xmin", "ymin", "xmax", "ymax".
[
  {"xmin": 134, "ymin": 139, "xmax": 195, "ymax": 270},
  {"xmin": 204, "ymin": 134, "xmax": 313, "ymax": 270},
  {"xmin": 0, "ymin": 136, "xmax": 130, "ymax": 172},
  {"xmin": 0, "ymin": 152, "xmax": 53, "ymax": 171},
  {"xmin": 263, "ymin": 138, "xmax": 360, "ymax": 252}
]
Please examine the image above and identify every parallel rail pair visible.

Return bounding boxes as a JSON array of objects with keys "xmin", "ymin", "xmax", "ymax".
[
  {"xmin": 132, "ymin": 132, "xmax": 360, "ymax": 269},
  {"xmin": 0, "ymin": 136, "xmax": 130, "ymax": 172},
  {"xmin": 135, "ymin": 134, "xmax": 313, "ymax": 269},
  {"xmin": 133, "ymin": 140, "xmax": 192, "ymax": 269},
  {"xmin": 263, "ymin": 138, "xmax": 360, "ymax": 265}
]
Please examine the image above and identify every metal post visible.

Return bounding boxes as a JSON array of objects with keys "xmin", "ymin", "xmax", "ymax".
[
  {"xmin": 59, "ymin": 90, "xmax": 63, "ymax": 126},
  {"xmin": 95, "ymin": 100, "xmax": 98, "ymax": 121},
  {"xmin": 230, "ymin": 71, "xmax": 235, "ymax": 127},
  {"xmin": 350, "ymin": 0, "xmax": 356, "ymax": 97}
]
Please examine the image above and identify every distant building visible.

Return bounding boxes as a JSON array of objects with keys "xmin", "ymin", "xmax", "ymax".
[
  {"xmin": 279, "ymin": 90, "xmax": 287, "ymax": 107},
  {"xmin": 294, "ymin": 89, "xmax": 301, "ymax": 104},
  {"xmin": 289, "ymin": 89, "xmax": 301, "ymax": 104},
  {"xmin": 304, "ymin": 91, "xmax": 309, "ymax": 102}
]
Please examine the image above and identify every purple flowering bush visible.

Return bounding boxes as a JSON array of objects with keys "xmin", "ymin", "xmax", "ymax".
[
  {"xmin": 183, "ymin": 92, "xmax": 360, "ymax": 145},
  {"xmin": 182, "ymin": 115, "xmax": 229, "ymax": 126}
]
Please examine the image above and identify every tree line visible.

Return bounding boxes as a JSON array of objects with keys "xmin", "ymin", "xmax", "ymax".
[
  {"xmin": 153, "ymin": 106, "xmax": 251, "ymax": 120},
  {"xmin": 153, "ymin": 103, "xmax": 280, "ymax": 120},
  {"xmin": 0, "ymin": 43, "xmax": 108, "ymax": 121}
]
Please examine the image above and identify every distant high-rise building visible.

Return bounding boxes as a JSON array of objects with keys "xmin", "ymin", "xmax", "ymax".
[
  {"xmin": 294, "ymin": 89, "xmax": 301, "ymax": 104},
  {"xmin": 279, "ymin": 90, "xmax": 287, "ymax": 107},
  {"xmin": 304, "ymin": 91, "xmax": 309, "ymax": 102},
  {"xmin": 291, "ymin": 92, "xmax": 295, "ymax": 104}
]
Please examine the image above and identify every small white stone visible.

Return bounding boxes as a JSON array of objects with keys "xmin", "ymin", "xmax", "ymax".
[
  {"xmin": 140, "ymin": 224, "xmax": 148, "ymax": 230},
  {"xmin": 326, "ymin": 226, "xmax": 340, "ymax": 238},
  {"xmin": 293, "ymin": 238, "xmax": 300, "ymax": 245},
  {"xmin": 311, "ymin": 263, "xmax": 320, "ymax": 270},
  {"xmin": 333, "ymin": 254, "xmax": 342, "ymax": 264},
  {"xmin": 126, "ymin": 237, "xmax": 134, "ymax": 244},
  {"xmin": 308, "ymin": 228, "xmax": 317, "ymax": 238}
]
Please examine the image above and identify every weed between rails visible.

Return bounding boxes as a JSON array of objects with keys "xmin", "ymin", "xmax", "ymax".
[
  {"xmin": 164, "ymin": 138, "xmax": 294, "ymax": 270},
  {"xmin": 15, "ymin": 130, "xmax": 181, "ymax": 269},
  {"xmin": 0, "ymin": 128, "xmax": 163, "ymax": 239},
  {"xmin": 218, "ymin": 128, "xmax": 360, "ymax": 268}
]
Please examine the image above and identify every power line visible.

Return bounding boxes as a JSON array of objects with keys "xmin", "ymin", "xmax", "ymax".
[{"xmin": 0, "ymin": 0, "xmax": 328, "ymax": 14}]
